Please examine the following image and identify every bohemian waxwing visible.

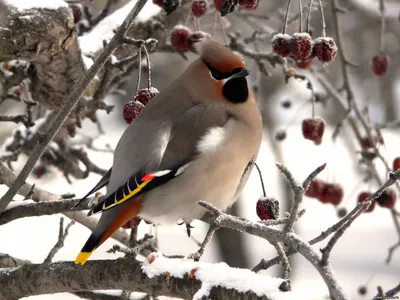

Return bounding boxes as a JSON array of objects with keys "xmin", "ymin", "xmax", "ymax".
[{"xmin": 74, "ymin": 39, "xmax": 263, "ymax": 265}]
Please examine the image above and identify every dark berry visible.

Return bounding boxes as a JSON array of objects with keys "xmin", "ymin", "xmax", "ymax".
[
  {"xmin": 153, "ymin": 0, "xmax": 164, "ymax": 7},
  {"xmin": 281, "ymin": 99, "xmax": 292, "ymax": 108},
  {"xmin": 171, "ymin": 25, "xmax": 191, "ymax": 51},
  {"xmin": 305, "ymin": 179, "xmax": 325, "ymax": 198},
  {"xmin": 256, "ymin": 196, "xmax": 279, "ymax": 221},
  {"xmin": 361, "ymin": 136, "xmax": 383, "ymax": 149},
  {"xmin": 393, "ymin": 157, "xmax": 400, "ymax": 171},
  {"xmin": 319, "ymin": 183, "xmax": 344, "ymax": 205},
  {"xmin": 163, "ymin": 0, "xmax": 181, "ymax": 15},
  {"xmin": 135, "ymin": 87, "xmax": 159, "ymax": 105},
  {"xmin": 123, "ymin": 101, "xmax": 144, "ymax": 124},
  {"xmin": 290, "ymin": 33, "xmax": 312, "ymax": 59},
  {"xmin": 296, "ymin": 58, "xmax": 313, "ymax": 69},
  {"xmin": 358, "ymin": 286, "xmax": 367, "ymax": 295},
  {"xmin": 337, "ymin": 207, "xmax": 347, "ymax": 218},
  {"xmin": 238, "ymin": 0, "xmax": 258, "ymax": 9},
  {"xmin": 275, "ymin": 130, "xmax": 287, "ymax": 141},
  {"xmin": 272, "ymin": 34, "xmax": 291, "ymax": 57},
  {"xmin": 302, "ymin": 117, "xmax": 325, "ymax": 145},
  {"xmin": 215, "ymin": 0, "xmax": 236, "ymax": 16},
  {"xmin": 372, "ymin": 55, "xmax": 388, "ymax": 76},
  {"xmin": 192, "ymin": 0, "xmax": 208, "ymax": 17},
  {"xmin": 122, "ymin": 216, "xmax": 142, "ymax": 229},
  {"xmin": 357, "ymin": 192, "xmax": 375, "ymax": 213},
  {"xmin": 376, "ymin": 189, "xmax": 396, "ymax": 209},
  {"xmin": 70, "ymin": 5, "xmax": 82, "ymax": 24},
  {"xmin": 187, "ymin": 31, "xmax": 212, "ymax": 52},
  {"xmin": 313, "ymin": 37, "xmax": 337, "ymax": 63}
]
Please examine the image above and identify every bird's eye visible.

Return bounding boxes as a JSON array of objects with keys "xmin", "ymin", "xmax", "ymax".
[{"xmin": 205, "ymin": 63, "xmax": 243, "ymax": 81}]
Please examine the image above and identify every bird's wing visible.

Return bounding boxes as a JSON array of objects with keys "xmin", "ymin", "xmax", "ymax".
[
  {"xmin": 73, "ymin": 168, "xmax": 112, "ymax": 208},
  {"xmin": 90, "ymin": 103, "xmax": 229, "ymax": 216}
]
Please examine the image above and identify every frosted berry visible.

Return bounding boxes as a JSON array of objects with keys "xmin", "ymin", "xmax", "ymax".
[
  {"xmin": 305, "ymin": 179, "xmax": 325, "ymax": 198},
  {"xmin": 123, "ymin": 101, "xmax": 144, "ymax": 124},
  {"xmin": 122, "ymin": 216, "xmax": 142, "ymax": 229},
  {"xmin": 393, "ymin": 157, "xmax": 400, "ymax": 171},
  {"xmin": 319, "ymin": 183, "xmax": 344, "ymax": 205},
  {"xmin": 70, "ymin": 5, "xmax": 82, "ymax": 24},
  {"xmin": 361, "ymin": 136, "xmax": 383, "ymax": 149},
  {"xmin": 135, "ymin": 87, "xmax": 159, "ymax": 105},
  {"xmin": 239, "ymin": 0, "xmax": 258, "ymax": 9},
  {"xmin": 256, "ymin": 196, "xmax": 279, "ymax": 221},
  {"xmin": 376, "ymin": 189, "xmax": 396, "ymax": 209},
  {"xmin": 296, "ymin": 58, "xmax": 313, "ymax": 69},
  {"xmin": 192, "ymin": 0, "xmax": 208, "ymax": 18},
  {"xmin": 357, "ymin": 192, "xmax": 375, "ymax": 213},
  {"xmin": 313, "ymin": 37, "xmax": 337, "ymax": 63},
  {"xmin": 187, "ymin": 31, "xmax": 212, "ymax": 52},
  {"xmin": 302, "ymin": 117, "xmax": 325, "ymax": 145},
  {"xmin": 164, "ymin": 0, "xmax": 181, "ymax": 15},
  {"xmin": 214, "ymin": 0, "xmax": 235, "ymax": 16},
  {"xmin": 171, "ymin": 25, "xmax": 191, "ymax": 51},
  {"xmin": 290, "ymin": 33, "xmax": 312, "ymax": 59},
  {"xmin": 153, "ymin": 0, "xmax": 164, "ymax": 7},
  {"xmin": 272, "ymin": 34, "xmax": 291, "ymax": 57},
  {"xmin": 372, "ymin": 55, "xmax": 388, "ymax": 76}
]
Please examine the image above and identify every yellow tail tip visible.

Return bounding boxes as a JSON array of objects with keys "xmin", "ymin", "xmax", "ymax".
[{"xmin": 74, "ymin": 251, "xmax": 94, "ymax": 265}]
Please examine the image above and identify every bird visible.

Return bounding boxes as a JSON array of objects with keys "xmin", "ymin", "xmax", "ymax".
[{"xmin": 74, "ymin": 38, "xmax": 263, "ymax": 265}]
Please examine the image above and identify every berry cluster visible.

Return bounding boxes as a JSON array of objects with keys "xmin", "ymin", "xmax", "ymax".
[
  {"xmin": 357, "ymin": 189, "xmax": 396, "ymax": 212},
  {"xmin": 215, "ymin": 0, "xmax": 258, "ymax": 16},
  {"xmin": 256, "ymin": 196, "xmax": 279, "ymax": 221},
  {"xmin": 272, "ymin": 33, "xmax": 337, "ymax": 67},
  {"xmin": 305, "ymin": 179, "xmax": 344, "ymax": 206},
  {"xmin": 170, "ymin": 25, "xmax": 211, "ymax": 52},
  {"xmin": 302, "ymin": 117, "xmax": 325, "ymax": 145},
  {"xmin": 123, "ymin": 87, "xmax": 160, "ymax": 124}
]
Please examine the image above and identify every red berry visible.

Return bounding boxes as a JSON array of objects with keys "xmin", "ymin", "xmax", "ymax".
[
  {"xmin": 302, "ymin": 117, "xmax": 325, "ymax": 145},
  {"xmin": 135, "ymin": 87, "xmax": 159, "ymax": 105},
  {"xmin": 171, "ymin": 25, "xmax": 191, "ymax": 51},
  {"xmin": 290, "ymin": 33, "xmax": 312, "ymax": 59},
  {"xmin": 123, "ymin": 101, "xmax": 144, "ymax": 124},
  {"xmin": 272, "ymin": 34, "xmax": 291, "ymax": 57},
  {"xmin": 313, "ymin": 37, "xmax": 337, "ymax": 63},
  {"xmin": 70, "ymin": 5, "xmax": 82, "ymax": 24},
  {"xmin": 238, "ymin": 0, "xmax": 258, "ymax": 9},
  {"xmin": 163, "ymin": 0, "xmax": 181, "ymax": 15},
  {"xmin": 372, "ymin": 55, "xmax": 388, "ymax": 76},
  {"xmin": 305, "ymin": 179, "xmax": 325, "ymax": 198},
  {"xmin": 361, "ymin": 136, "xmax": 383, "ymax": 149},
  {"xmin": 214, "ymin": 0, "xmax": 235, "ymax": 16},
  {"xmin": 357, "ymin": 192, "xmax": 375, "ymax": 213},
  {"xmin": 191, "ymin": 0, "xmax": 208, "ymax": 17},
  {"xmin": 122, "ymin": 216, "xmax": 142, "ymax": 229},
  {"xmin": 296, "ymin": 58, "xmax": 313, "ymax": 69},
  {"xmin": 376, "ymin": 189, "xmax": 396, "ymax": 209},
  {"xmin": 186, "ymin": 31, "xmax": 212, "ymax": 52},
  {"xmin": 393, "ymin": 157, "xmax": 400, "ymax": 171},
  {"xmin": 319, "ymin": 183, "xmax": 344, "ymax": 205},
  {"xmin": 153, "ymin": 0, "xmax": 164, "ymax": 7},
  {"xmin": 33, "ymin": 165, "xmax": 48, "ymax": 178},
  {"xmin": 256, "ymin": 197, "xmax": 279, "ymax": 221}
]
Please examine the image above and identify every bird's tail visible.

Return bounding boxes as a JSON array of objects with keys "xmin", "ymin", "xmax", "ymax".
[{"xmin": 74, "ymin": 200, "xmax": 142, "ymax": 265}]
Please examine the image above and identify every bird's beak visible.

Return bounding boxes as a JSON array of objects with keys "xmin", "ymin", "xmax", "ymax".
[{"xmin": 228, "ymin": 68, "xmax": 250, "ymax": 80}]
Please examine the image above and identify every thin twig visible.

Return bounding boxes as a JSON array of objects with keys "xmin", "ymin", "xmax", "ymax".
[
  {"xmin": 318, "ymin": 0, "xmax": 326, "ymax": 36},
  {"xmin": 253, "ymin": 162, "xmax": 266, "ymax": 197},
  {"xmin": 188, "ymin": 221, "xmax": 220, "ymax": 261},
  {"xmin": 298, "ymin": 0, "xmax": 303, "ymax": 32},
  {"xmin": 44, "ymin": 217, "xmax": 75, "ymax": 263},
  {"xmin": 306, "ymin": 0, "xmax": 314, "ymax": 32},
  {"xmin": 283, "ymin": 0, "xmax": 294, "ymax": 34},
  {"xmin": 273, "ymin": 242, "xmax": 291, "ymax": 279}
]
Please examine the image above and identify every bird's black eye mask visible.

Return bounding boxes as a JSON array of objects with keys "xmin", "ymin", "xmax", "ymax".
[{"xmin": 205, "ymin": 63, "xmax": 244, "ymax": 81}]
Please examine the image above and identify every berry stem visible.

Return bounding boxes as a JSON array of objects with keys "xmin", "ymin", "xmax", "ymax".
[
  {"xmin": 306, "ymin": 0, "xmax": 313, "ymax": 33},
  {"xmin": 318, "ymin": 0, "xmax": 326, "ymax": 37},
  {"xmin": 253, "ymin": 161, "xmax": 267, "ymax": 197},
  {"xmin": 283, "ymin": 0, "xmax": 293, "ymax": 34},
  {"xmin": 298, "ymin": 0, "xmax": 303, "ymax": 32},
  {"xmin": 142, "ymin": 45, "xmax": 152, "ymax": 89},
  {"xmin": 379, "ymin": 0, "xmax": 385, "ymax": 53},
  {"xmin": 135, "ymin": 46, "xmax": 142, "ymax": 94}
]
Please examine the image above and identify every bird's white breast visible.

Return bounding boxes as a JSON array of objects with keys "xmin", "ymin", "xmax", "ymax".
[{"xmin": 196, "ymin": 127, "xmax": 226, "ymax": 154}]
